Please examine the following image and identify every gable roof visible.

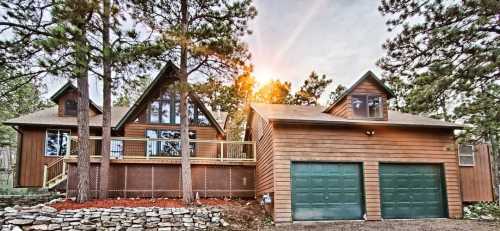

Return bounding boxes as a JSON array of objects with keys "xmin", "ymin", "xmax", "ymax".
[
  {"xmin": 3, "ymin": 106, "xmax": 129, "ymax": 127},
  {"xmin": 50, "ymin": 81, "xmax": 103, "ymax": 113},
  {"xmin": 251, "ymin": 103, "xmax": 463, "ymax": 129},
  {"xmin": 323, "ymin": 71, "xmax": 395, "ymax": 113},
  {"xmin": 113, "ymin": 61, "xmax": 225, "ymax": 135}
]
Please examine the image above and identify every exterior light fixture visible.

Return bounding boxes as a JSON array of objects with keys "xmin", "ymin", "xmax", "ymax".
[{"xmin": 365, "ymin": 129, "xmax": 375, "ymax": 136}]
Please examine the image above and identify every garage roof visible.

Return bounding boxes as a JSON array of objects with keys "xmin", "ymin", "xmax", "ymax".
[{"xmin": 251, "ymin": 103, "xmax": 463, "ymax": 129}]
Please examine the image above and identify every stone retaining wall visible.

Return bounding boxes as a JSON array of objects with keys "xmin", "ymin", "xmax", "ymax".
[
  {"xmin": 0, "ymin": 194, "xmax": 61, "ymax": 208},
  {"xmin": 0, "ymin": 205, "xmax": 228, "ymax": 230}
]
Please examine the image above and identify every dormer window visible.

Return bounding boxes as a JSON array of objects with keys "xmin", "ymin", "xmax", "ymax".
[
  {"xmin": 64, "ymin": 100, "xmax": 78, "ymax": 116},
  {"xmin": 352, "ymin": 95, "xmax": 383, "ymax": 119}
]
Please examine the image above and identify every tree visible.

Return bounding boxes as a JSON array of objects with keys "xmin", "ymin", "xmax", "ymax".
[
  {"xmin": 327, "ymin": 85, "xmax": 346, "ymax": 104},
  {"xmin": 0, "ymin": 70, "xmax": 50, "ymax": 146},
  {"xmin": 132, "ymin": 0, "xmax": 257, "ymax": 204},
  {"xmin": 114, "ymin": 77, "xmax": 152, "ymax": 107},
  {"xmin": 1, "ymin": 0, "xmax": 96, "ymax": 202},
  {"xmin": 291, "ymin": 71, "xmax": 332, "ymax": 105},
  {"xmin": 378, "ymin": 0, "xmax": 499, "ymax": 191},
  {"xmin": 254, "ymin": 80, "xmax": 292, "ymax": 104}
]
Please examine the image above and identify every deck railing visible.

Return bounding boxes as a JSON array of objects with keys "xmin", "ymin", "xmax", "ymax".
[
  {"xmin": 66, "ymin": 136, "xmax": 256, "ymax": 162},
  {"xmin": 43, "ymin": 156, "xmax": 66, "ymax": 188}
]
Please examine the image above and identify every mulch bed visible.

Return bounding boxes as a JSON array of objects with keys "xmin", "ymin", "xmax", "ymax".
[{"xmin": 50, "ymin": 198, "xmax": 241, "ymax": 211}]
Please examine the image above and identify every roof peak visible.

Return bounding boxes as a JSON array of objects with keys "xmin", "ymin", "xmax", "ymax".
[{"xmin": 323, "ymin": 70, "xmax": 395, "ymax": 113}]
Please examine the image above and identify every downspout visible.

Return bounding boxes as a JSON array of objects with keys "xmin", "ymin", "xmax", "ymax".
[{"xmin": 10, "ymin": 126, "xmax": 23, "ymax": 188}]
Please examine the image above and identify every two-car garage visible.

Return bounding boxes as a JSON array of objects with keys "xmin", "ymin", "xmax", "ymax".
[{"xmin": 291, "ymin": 162, "xmax": 447, "ymax": 221}]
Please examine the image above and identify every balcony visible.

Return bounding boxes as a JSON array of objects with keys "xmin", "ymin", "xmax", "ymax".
[{"xmin": 64, "ymin": 136, "xmax": 256, "ymax": 164}]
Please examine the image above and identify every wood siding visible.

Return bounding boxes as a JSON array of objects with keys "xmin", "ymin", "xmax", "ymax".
[
  {"xmin": 329, "ymin": 77, "xmax": 389, "ymax": 121},
  {"xmin": 270, "ymin": 124, "xmax": 461, "ymax": 223},
  {"xmin": 57, "ymin": 88, "xmax": 98, "ymax": 117},
  {"xmin": 250, "ymin": 113, "xmax": 274, "ymax": 196},
  {"xmin": 460, "ymin": 144, "xmax": 494, "ymax": 202}
]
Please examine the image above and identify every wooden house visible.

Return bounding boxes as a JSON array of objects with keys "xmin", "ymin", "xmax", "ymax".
[
  {"xmin": 4, "ymin": 62, "xmax": 255, "ymax": 198},
  {"xmin": 245, "ymin": 71, "xmax": 493, "ymax": 222}
]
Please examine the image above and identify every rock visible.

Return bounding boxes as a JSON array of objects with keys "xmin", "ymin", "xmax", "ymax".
[
  {"xmin": 41, "ymin": 206, "xmax": 57, "ymax": 213},
  {"xmin": 8, "ymin": 218, "xmax": 34, "ymax": 225},
  {"xmin": 4, "ymin": 207, "xmax": 17, "ymax": 213},
  {"xmin": 220, "ymin": 219, "xmax": 229, "ymax": 227},
  {"xmin": 480, "ymin": 215, "xmax": 495, "ymax": 221},
  {"xmin": 182, "ymin": 217, "xmax": 193, "ymax": 223},
  {"xmin": 47, "ymin": 224, "xmax": 61, "ymax": 230},
  {"xmin": 34, "ymin": 216, "xmax": 52, "ymax": 224},
  {"xmin": 28, "ymin": 224, "xmax": 49, "ymax": 230},
  {"xmin": 211, "ymin": 216, "xmax": 220, "ymax": 223},
  {"xmin": 12, "ymin": 226, "xmax": 23, "ymax": 231}
]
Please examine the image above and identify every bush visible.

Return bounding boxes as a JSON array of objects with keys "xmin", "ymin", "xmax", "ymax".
[{"xmin": 464, "ymin": 202, "xmax": 500, "ymax": 220}]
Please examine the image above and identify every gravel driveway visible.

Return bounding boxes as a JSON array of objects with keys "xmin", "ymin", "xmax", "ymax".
[{"xmin": 266, "ymin": 219, "xmax": 500, "ymax": 231}]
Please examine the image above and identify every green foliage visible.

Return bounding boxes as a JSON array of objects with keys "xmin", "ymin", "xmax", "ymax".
[
  {"xmin": 327, "ymin": 85, "xmax": 347, "ymax": 105},
  {"xmin": 0, "ymin": 70, "xmax": 50, "ymax": 146},
  {"xmin": 377, "ymin": 0, "xmax": 499, "ymax": 143},
  {"xmin": 114, "ymin": 76, "xmax": 152, "ymax": 107},
  {"xmin": 464, "ymin": 202, "xmax": 500, "ymax": 220},
  {"xmin": 254, "ymin": 80, "xmax": 292, "ymax": 104},
  {"xmin": 291, "ymin": 71, "xmax": 332, "ymax": 106}
]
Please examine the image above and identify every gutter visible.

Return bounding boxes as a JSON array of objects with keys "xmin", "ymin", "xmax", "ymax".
[{"xmin": 269, "ymin": 118, "xmax": 464, "ymax": 129}]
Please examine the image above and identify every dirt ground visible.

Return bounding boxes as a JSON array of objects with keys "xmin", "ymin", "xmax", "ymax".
[
  {"xmin": 217, "ymin": 200, "xmax": 500, "ymax": 231},
  {"xmin": 51, "ymin": 199, "xmax": 500, "ymax": 230},
  {"xmin": 265, "ymin": 220, "xmax": 500, "ymax": 231}
]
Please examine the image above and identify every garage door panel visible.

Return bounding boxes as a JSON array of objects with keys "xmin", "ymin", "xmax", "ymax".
[
  {"xmin": 380, "ymin": 164, "xmax": 446, "ymax": 219},
  {"xmin": 292, "ymin": 162, "xmax": 364, "ymax": 221}
]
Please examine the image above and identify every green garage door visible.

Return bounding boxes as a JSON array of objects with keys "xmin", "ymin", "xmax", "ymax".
[
  {"xmin": 291, "ymin": 162, "xmax": 364, "ymax": 221},
  {"xmin": 379, "ymin": 164, "xmax": 447, "ymax": 219}
]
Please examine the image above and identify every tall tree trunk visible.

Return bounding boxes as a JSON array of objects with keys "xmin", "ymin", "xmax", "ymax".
[
  {"xmin": 76, "ymin": 38, "xmax": 91, "ymax": 203},
  {"xmin": 180, "ymin": 0, "xmax": 193, "ymax": 204},
  {"xmin": 99, "ymin": 0, "xmax": 111, "ymax": 199}
]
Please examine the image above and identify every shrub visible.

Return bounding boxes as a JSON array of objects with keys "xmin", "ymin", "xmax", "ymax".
[{"xmin": 463, "ymin": 202, "xmax": 500, "ymax": 220}]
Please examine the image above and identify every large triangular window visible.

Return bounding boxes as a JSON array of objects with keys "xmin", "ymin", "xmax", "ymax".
[{"xmin": 148, "ymin": 89, "xmax": 211, "ymax": 126}]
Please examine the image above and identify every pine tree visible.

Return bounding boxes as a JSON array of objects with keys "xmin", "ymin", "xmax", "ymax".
[
  {"xmin": 131, "ymin": 0, "xmax": 256, "ymax": 204},
  {"xmin": 378, "ymin": 0, "xmax": 499, "ymax": 192},
  {"xmin": 254, "ymin": 80, "xmax": 292, "ymax": 104},
  {"xmin": 292, "ymin": 71, "xmax": 332, "ymax": 105},
  {"xmin": 327, "ymin": 85, "xmax": 346, "ymax": 105}
]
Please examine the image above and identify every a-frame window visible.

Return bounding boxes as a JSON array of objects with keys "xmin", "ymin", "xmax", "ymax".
[{"xmin": 148, "ymin": 89, "xmax": 211, "ymax": 126}]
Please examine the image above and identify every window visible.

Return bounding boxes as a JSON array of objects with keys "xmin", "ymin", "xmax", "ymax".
[
  {"xmin": 110, "ymin": 140, "xmax": 123, "ymax": 159},
  {"xmin": 146, "ymin": 129, "xmax": 196, "ymax": 157},
  {"xmin": 352, "ymin": 95, "xmax": 383, "ymax": 119},
  {"xmin": 148, "ymin": 89, "xmax": 211, "ymax": 126},
  {"xmin": 459, "ymin": 144, "xmax": 475, "ymax": 166},
  {"xmin": 45, "ymin": 129, "xmax": 70, "ymax": 156},
  {"xmin": 64, "ymin": 100, "xmax": 78, "ymax": 116}
]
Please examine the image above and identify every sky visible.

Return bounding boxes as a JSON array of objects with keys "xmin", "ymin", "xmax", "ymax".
[{"xmin": 45, "ymin": 0, "xmax": 392, "ymax": 105}]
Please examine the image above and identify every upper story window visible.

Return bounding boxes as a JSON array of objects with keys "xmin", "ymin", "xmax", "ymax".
[
  {"xmin": 149, "ymin": 89, "xmax": 211, "ymax": 126},
  {"xmin": 458, "ymin": 144, "xmax": 475, "ymax": 166},
  {"xmin": 352, "ymin": 95, "xmax": 383, "ymax": 119},
  {"xmin": 45, "ymin": 129, "xmax": 70, "ymax": 156},
  {"xmin": 64, "ymin": 100, "xmax": 78, "ymax": 116}
]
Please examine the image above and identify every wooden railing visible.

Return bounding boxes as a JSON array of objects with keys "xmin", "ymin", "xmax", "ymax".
[
  {"xmin": 43, "ymin": 156, "xmax": 66, "ymax": 188},
  {"xmin": 67, "ymin": 136, "xmax": 256, "ymax": 162}
]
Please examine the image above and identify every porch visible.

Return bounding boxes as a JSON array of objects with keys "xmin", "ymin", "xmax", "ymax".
[{"xmin": 43, "ymin": 137, "xmax": 256, "ymax": 192}]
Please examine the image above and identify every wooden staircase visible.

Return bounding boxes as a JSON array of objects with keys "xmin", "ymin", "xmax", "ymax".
[{"xmin": 43, "ymin": 157, "xmax": 67, "ymax": 189}]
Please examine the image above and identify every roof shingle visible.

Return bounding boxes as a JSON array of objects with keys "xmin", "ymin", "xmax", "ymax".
[{"xmin": 251, "ymin": 103, "xmax": 463, "ymax": 128}]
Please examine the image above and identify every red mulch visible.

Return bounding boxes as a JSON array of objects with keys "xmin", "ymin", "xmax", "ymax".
[{"xmin": 50, "ymin": 198, "xmax": 241, "ymax": 211}]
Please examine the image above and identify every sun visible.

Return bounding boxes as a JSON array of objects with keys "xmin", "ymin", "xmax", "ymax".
[{"xmin": 252, "ymin": 67, "xmax": 276, "ymax": 85}]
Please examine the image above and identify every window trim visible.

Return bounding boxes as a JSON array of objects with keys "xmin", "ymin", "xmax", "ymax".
[
  {"xmin": 458, "ymin": 144, "xmax": 475, "ymax": 167},
  {"xmin": 351, "ymin": 94, "xmax": 384, "ymax": 119},
  {"xmin": 147, "ymin": 90, "xmax": 211, "ymax": 126},
  {"xmin": 64, "ymin": 99, "xmax": 78, "ymax": 116},
  {"xmin": 145, "ymin": 129, "xmax": 197, "ymax": 157},
  {"xmin": 44, "ymin": 129, "xmax": 71, "ymax": 157}
]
